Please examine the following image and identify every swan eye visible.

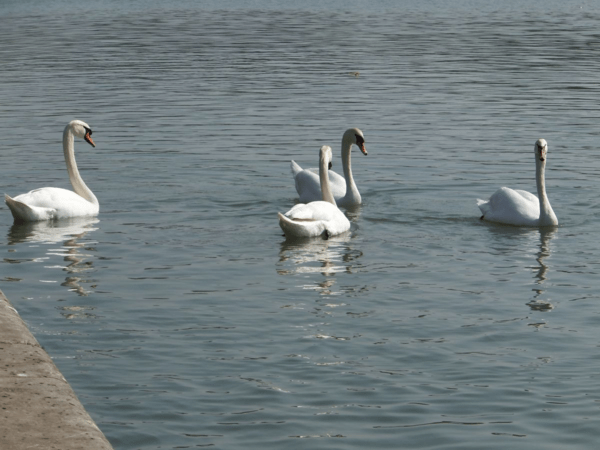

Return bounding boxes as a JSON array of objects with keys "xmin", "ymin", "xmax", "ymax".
[{"xmin": 85, "ymin": 127, "xmax": 92, "ymax": 136}]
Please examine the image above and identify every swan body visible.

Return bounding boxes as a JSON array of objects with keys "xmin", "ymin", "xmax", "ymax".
[
  {"xmin": 5, "ymin": 120, "xmax": 98, "ymax": 222},
  {"xmin": 279, "ymin": 146, "xmax": 350, "ymax": 238},
  {"xmin": 477, "ymin": 139, "xmax": 558, "ymax": 227},
  {"xmin": 292, "ymin": 128, "xmax": 367, "ymax": 207}
]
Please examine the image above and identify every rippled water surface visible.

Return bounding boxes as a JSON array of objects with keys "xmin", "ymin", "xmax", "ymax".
[{"xmin": 2, "ymin": 1, "xmax": 600, "ymax": 449}]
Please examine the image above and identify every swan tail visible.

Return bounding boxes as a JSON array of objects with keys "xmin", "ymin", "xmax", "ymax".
[
  {"xmin": 476, "ymin": 198, "xmax": 490, "ymax": 217},
  {"xmin": 278, "ymin": 212, "xmax": 325, "ymax": 238},
  {"xmin": 290, "ymin": 160, "xmax": 303, "ymax": 177},
  {"xmin": 4, "ymin": 194, "xmax": 53, "ymax": 222},
  {"xmin": 5, "ymin": 194, "xmax": 33, "ymax": 221}
]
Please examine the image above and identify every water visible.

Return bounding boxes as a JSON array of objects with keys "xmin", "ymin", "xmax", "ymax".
[{"xmin": 2, "ymin": 1, "xmax": 600, "ymax": 448}]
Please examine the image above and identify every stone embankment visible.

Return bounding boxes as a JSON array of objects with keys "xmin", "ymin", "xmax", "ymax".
[{"xmin": 0, "ymin": 289, "xmax": 114, "ymax": 449}]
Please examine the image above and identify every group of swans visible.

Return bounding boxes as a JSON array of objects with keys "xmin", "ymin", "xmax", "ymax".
[
  {"xmin": 279, "ymin": 145, "xmax": 352, "ymax": 239},
  {"xmin": 279, "ymin": 128, "xmax": 366, "ymax": 238},
  {"xmin": 4, "ymin": 121, "xmax": 559, "ymax": 234},
  {"xmin": 280, "ymin": 131, "xmax": 558, "ymax": 237}
]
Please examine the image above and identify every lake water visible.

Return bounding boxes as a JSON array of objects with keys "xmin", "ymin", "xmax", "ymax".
[{"xmin": 2, "ymin": 1, "xmax": 600, "ymax": 448}]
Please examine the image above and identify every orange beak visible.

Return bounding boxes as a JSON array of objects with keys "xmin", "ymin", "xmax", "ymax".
[
  {"xmin": 84, "ymin": 131, "xmax": 96, "ymax": 148},
  {"xmin": 359, "ymin": 143, "xmax": 367, "ymax": 155}
]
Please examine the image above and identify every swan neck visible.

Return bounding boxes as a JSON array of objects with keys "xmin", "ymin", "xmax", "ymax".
[
  {"xmin": 320, "ymin": 156, "xmax": 336, "ymax": 206},
  {"xmin": 536, "ymin": 159, "xmax": 557, "ymax": 226},
  {"xmin": 63, "ymin": 126, "xmax": 98, "ymax": 206},
  {"xmin": 341, "ymin": 135, "xmax": 360, "ymax": 201}
]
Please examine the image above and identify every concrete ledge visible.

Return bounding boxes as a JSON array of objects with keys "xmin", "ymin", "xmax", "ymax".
[{"xmin": 0, "ymin": 289, "xmax": 114, "ymax": 450}]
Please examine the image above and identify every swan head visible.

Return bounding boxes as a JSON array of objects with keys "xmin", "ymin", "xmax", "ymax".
[
  {"xmin": 319, "ymin": 145, "xmax": 333, "ymax": 170},
  {"xmin": 343, "ymin": 128, "xmax": 367, "ymax": 155},
  {"xmin": 68, "ymin": 120, "xmax": 95, "ymax": 148},
  {"xmin": 535, "ymin": 138, "xmax": 548, "ymax": 162}
]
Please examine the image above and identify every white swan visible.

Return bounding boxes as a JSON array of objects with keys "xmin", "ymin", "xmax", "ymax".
[
  {"xmin": 291, "ymin": 128, "xmax": 367, "ymax": 207},
  {"xmin": 279, "ymin": 146, "xmax": 351, "ymax": 239},
  {"xmin": 5, "ymin": 120, "xmax": 99, "ymax": 222},
  {"xmin": 477, "ymin": 138, "xmax": 558, "ymax": 227}
]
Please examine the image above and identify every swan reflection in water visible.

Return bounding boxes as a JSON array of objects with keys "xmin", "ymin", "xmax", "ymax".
[
  {"xmin": 528, "ymin": 228, "xmax": 557, "ymax": 313},
  {"xmin": 483, "ymin": 225, "xmax": 557, "ymax": 314},
  {"xmin": 8, "ymin": 217, "xmax": 99, "ymax": 297},
  {"xmin": 277, "ymin": 231, "xmax": 362, "ymax": 296}
]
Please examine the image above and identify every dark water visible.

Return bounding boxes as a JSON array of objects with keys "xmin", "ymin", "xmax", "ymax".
[{"xmin": 2, "ymin": 1, "xmax": 600, "ymax": 449}]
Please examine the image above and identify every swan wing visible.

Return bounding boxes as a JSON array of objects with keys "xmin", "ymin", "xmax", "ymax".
[
  {"xmin": 279, "ymin": 201, "xmax": 350, "ymax": 238},
  {"xmin": 5, "ymin": 194, "xmax": 55, "ymax": 222},
  {"xmin": 292, "ymin": 163, "xmax": 323, "ymax": 203},
  {"xmin": 284, "ymin": 201, "xmax": 341, "ymax": 222},
  {"xmin": 283, "ymin": 202, "xmax": 317, "ymax": 221},
  {"xmin": 291, "ymin": 162, "xmax": 346, "ymax": 203},
  {"xmin": 478, "ymin": 187, "xmax": 540, "ymax": 226},
  {"xmin": 11, "ymin": 187, "xmax": 98, "ymax": 220},
  {"xmin": 327, "ymin": 170, "xmax": 348, "ymax": 201},
  {"xmin": 513, "ymin": 189, "xmax": 538, "ymax": 204},
  {"xmin": 278, "ymin": 212, "xmax": 326, "ymax": 237}
]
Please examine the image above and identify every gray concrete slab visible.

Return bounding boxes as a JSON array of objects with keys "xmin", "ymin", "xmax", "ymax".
[{"xmin": 0, "ymin": 289, "xmax": 114, "ymax": 450}]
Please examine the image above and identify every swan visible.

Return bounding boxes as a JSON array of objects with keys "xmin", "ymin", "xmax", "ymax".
[
  {"xmin": 279, "ymin": 146, "xmax": 351, "ymax": 239},
  {"xmin": 291, "ymin": 128, "xmax": 367, "ymax": 207},
  {"xmin": 477, "ymin": 138, "xmax": 558, "ymax": 227},
  {"xmin": 5, "ymin": 120, "xmax": 98, "ymax": 222}
]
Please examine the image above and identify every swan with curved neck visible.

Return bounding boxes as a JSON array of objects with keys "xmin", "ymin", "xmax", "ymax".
[
  {"xmin": 291, "ymin": 128, "xmax": 367, "ymax": 207},
  {"xmin": 279, "ymin": 146, "xmax": 350, "ymax": 238},
  {"xmin": 5, "ymin": 120, "xmax": 99, "ymax": 222},
  {"xmin": 477, "ymin": 138, "xmax": 558, "ymax": 227}
]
